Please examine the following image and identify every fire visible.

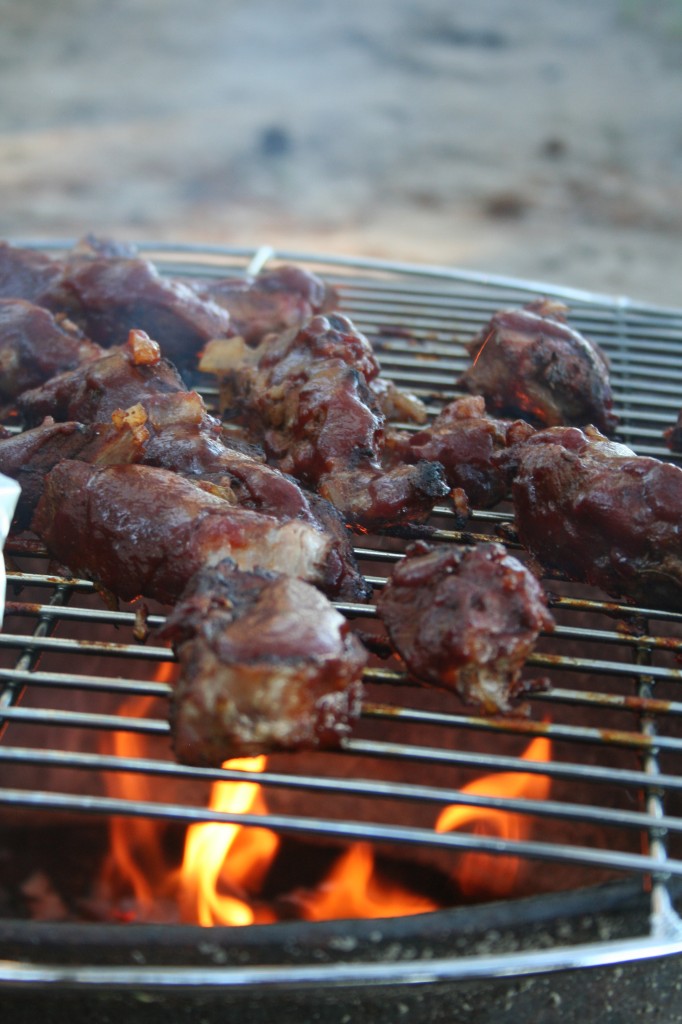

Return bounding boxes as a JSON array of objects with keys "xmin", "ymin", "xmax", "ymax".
[
  {"xmin": 297, "ymin": 842, "xmax": 438, "ymax": 921},
  {"xmin": 435, "ymin": 735, "xmax": 552, "ymax": 899},
  {"xmin": 96, "ymin": 663, "xmax": 186, "ymax": 921},
  {"xmin": 98, "ymin": 673, "xmax": 177, "ymax": 918},
  {"xmin": 177, "ymin": 755, "xmax": 279, "ymax": 926},
  {"xmin": 99, "ymin": 661, "xmax": 552, "ymax": 923},
  {"xmin": 176, "ymin": 764, "xmax": 438, "ymax": 925},
  {"xmin": 100, "ymin": 662, "xmax": 280, "ymax": 925}
]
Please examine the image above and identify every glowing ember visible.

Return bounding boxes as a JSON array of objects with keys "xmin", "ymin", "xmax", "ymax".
[
  {"xmin": 472, "ymin": 328, "xmax": 495, "ymax": 368},
  {"xmin": 435, "ymin": 735, "xmax": 552, "ymax": 898}
]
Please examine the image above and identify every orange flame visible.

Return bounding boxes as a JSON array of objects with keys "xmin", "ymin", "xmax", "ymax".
[
  {"xmin": 435, "ymin": 735, "xmax": 552, "ymax": 899},
  {"xmin": 297, "ymin": 841, "xmax": 438, "ymax": 920},
  {"xmin": 177, "ymin": 755, "xmax": 279, "ymax": 926},
  {"xmin": 98, "ymin": 662, "xmax": 282, "ymax": 924},
  {"xmin": 98, "ymin": 685, "xmax": 173, "ymax": 917},
  {"xmin": 99, "ymin": 661, "xmax": 552, "ymax": 922}
]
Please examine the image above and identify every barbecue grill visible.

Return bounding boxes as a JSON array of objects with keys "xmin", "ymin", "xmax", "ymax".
[{"xmin": 1, "ymin": 243, "xmax": 682, "ymax": 1023}]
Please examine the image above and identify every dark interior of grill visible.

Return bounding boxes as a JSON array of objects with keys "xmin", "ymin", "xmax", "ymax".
[{"xmin": 1, "ymin": 245, "xmax": 682, "ymax": 1021}]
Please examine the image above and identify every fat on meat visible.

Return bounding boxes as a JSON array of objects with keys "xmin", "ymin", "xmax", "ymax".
[{"xmin": 160, "ymin": 559, "xmax": 367, "ymax": 764}]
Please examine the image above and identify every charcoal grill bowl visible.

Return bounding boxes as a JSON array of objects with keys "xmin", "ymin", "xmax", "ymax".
[
  {"xmin": 1, "ymin": 877, "xmax": 682, "ymax": 1024},
  {"xmin": 2, "ymin": 242, "xmax": 682, "ymax": 1022}
]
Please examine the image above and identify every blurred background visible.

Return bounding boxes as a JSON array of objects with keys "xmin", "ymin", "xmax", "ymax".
[{"xmin": 1, "ymin": 0, "xmax": 681, "ymax": 303}]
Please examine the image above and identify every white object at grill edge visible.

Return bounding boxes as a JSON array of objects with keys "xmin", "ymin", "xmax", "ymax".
[{"xmin": 0, "ymin": 473, "xmax": 20, "ymax": 628}]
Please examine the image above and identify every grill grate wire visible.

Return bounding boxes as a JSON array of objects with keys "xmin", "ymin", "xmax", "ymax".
[{"xmin": 1, "ymin": 243, "xmax": 682, "ymax": 985}]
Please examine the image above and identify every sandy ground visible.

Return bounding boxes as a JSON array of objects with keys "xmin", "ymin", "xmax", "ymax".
[{"xmin": 1, "ymin": 0, "xmax": 682, "ymax": 305}]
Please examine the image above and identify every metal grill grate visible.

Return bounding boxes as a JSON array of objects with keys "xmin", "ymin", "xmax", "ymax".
[{"xmin": 1, "ymin": 243, "xmax": 682, "ymax": 987}]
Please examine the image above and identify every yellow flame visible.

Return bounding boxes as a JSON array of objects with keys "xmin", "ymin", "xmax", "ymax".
[{"xmin": 178, "ymin": 755, "xmax": 279, "ymax": 926}]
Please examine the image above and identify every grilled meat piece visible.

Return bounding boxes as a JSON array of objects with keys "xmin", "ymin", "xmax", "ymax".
[
  {"xmin": 0, "ymin": 241, "xmax": 64, "ymax": 304},
  {"xmin": 9, "ymin": 329, "xmax": 370, "ymax": 600},
  {"xmin": 43, "ymin": 251, "xmax": 232, "ymax": 366},
  {"xmin": 1, "ymin": 407, "xmax": 369, "ymax": 601},
  {"xmin": 321, "ymin": 460, "xmax": 450, "ymax": 532},
  {"xmin": 376, "ymin": 541, "xmax": 554, "ymax": 714},
  {"xmin": 664, "ymin": 409, "xmax": 682, "ymax": 453},
  {"xmin": 385, "ymin": 395, "xmax": 535, "ymax": 509},
  {"xmin": 160, "ymin": 560, "xmax": 367, "ymax": 764},
  {"xmin": 0, "ymin": 418, "xmax": 142, "ymax": 530},
  {"xmin": 17, "ymin": 329, "xmax": 190, "ymax": 427},
  {"xmin": 0, "ymin": 235, "xmax": 138, "ymax": 305},
  {"xmin": 0, "ymin": 299, "xmax": 102, "ymax": 407},
  {"xmin": 197, "ymin": 264, "xmax": 338, "ymax": 345},
  {"xmin": 459, "ymin": 299, "xmax": 618, "ymax": 434},
  {"xmin": 201, "ymin": 313, "xmax": 452, "ymax": 530},
  {"xmin": 32, "ymin": 461, "xmax": 341, "ymax": 605},
  {"xmin": 132, "ymin": 393, "xmax": 370, "ymax": 601},
  {"xmin": 369, "ymin": 376, "xmax": 429, "ymax": 426},
  {"xmin": 512, "ymin": 426, "xmax": 682, "ymax": 610}
]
